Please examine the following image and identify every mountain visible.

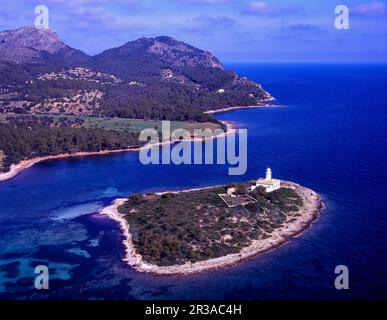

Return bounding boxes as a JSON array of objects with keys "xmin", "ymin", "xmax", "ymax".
[
  {"xmin": 0, "ymin": 26, "xmax": 89, "ymax": 64},
  {"xmin": 0, "ymin": 26, "xmax": 273, "ymax": 122},
  {"xmin": 88, "ymin": 36, "xmax": 223, "ymax": 78}
]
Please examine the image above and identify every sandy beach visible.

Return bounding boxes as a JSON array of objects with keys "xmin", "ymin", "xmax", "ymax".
[
  {"xmin": 0, "ymin": 120, "xmax": 235, "ymax": 182},
  {"xmin": 99, "ymin": 181, "xmax": 323, "ymax": 275},
  {"xmin": 204, "ymin": 104, "xmax": 277, "ymax": 114},
  {"xmin": 204, "ymin": 97, "xmax": 277, "ymax": 114}
]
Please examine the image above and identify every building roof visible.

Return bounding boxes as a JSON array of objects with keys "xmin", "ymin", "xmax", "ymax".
[{"xmin": 256, "ymin": 179, "xmax": 281, "ymax": 185}]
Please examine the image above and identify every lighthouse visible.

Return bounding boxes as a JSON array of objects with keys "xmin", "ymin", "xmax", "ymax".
[
  {"xmin": 265, "ymin": 167, "xmax": 272, "ymax": 180},
  {"xmin": 252, "ymin": 167, "xmax": 281, "ymax": 193}
]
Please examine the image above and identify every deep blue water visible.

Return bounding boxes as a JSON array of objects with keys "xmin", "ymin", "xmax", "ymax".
[{"xmin": 0, "ymin": 64, "xmax": 386, "ymax": 300}]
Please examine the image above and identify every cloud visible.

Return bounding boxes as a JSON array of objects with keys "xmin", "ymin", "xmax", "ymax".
[
  {"xmin": 23, "ymin": 0, "xmax": 138, "ymax": 5},
  {"xmin": 70, "ymin": 5, "xmax": 107, "ymax": 21},
  {"xmin": 281, "ymin": 24, "xmax": 324, "ymax": 33},
  {"xmin": 181, "ymin": 15, "xmax": 236, "ymax": 34},
  {"xmin": 243, "ymin": 1, "xmax": 304, "ymax": 16},
  {"xmin": 352, "ymin": 2, "xmax": 386, "ymax": 16},
  {"xmin": 272, "ymin": 33, "xmax": 319, "ymax": 46},
  {"xmin": 22, "ymin": 0, "xmax": 69, "ymax": 4},
  {"xmin": 176, "ymin": 0, "xmax": 230, "ymax": 4},
  {"xmin": 0, "ymin": 4, "xmax": 19, "ymax": 20},
  {"xmin": 194, "ymin": 15, "xmax": 236, "ymax": 27},
  {"xmin": 22, "ymin": 0, "xmax": 140, "ymax": 11},
  {"xmin": 271, "ymin": 24, "xmax": 324, "ymax": 47}
]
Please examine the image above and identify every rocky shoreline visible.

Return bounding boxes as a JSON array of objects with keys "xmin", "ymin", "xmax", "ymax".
[{"xmin": 99, "ymin": 181, "xmax": 323, "ymax": 275}]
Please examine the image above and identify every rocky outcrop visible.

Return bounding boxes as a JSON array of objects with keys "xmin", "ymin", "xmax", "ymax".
[{"xmin": 0, "ymin": 26, "xmax": 88, "ymax": 64}]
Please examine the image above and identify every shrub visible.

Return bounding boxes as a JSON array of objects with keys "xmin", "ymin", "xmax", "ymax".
[
  {"xmin": 128, "ymin": 193, "xmax": 143, "ymax": 204},
  {"xmin": 161, "ymin": 192, "xmax": 175, "ymax": 199},
  {"xmin": 245, "ymin": 202, "xmax": 260, "ymax": 213}
]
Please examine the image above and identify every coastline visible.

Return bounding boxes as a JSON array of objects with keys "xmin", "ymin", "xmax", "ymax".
[
  {"xmin": 99, "ymin": 181, "xmax": 323, "ymax": 276},
  {"xmin": 204, "ymin": 98, "xmax": 277, "ymax": 114},
  {"xmin": 0, "ymin": 120, "xmax": 235, "ymax": 182},
  {"xmin": 0, "ymin": 149, "xmax": 140, "ymax": 182}
]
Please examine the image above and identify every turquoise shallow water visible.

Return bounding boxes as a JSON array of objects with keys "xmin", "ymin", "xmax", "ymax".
[{"xmin": 0, "ymin": 64, "xmax": 386, "ymax": 299}]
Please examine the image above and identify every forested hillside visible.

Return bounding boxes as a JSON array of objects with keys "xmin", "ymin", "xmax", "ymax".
[
  {"xmin": 0, "ymin": 123, "xmax": 141, "ymax": 173},
  {"xmin": 0, "ymin": 27, "xmax": 273, "ymax": 122}
]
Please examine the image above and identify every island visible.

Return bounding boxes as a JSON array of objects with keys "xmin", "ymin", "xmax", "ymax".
[{"xmin": 100, "ymin": 168, "xmax": 323, "ymax": 275}]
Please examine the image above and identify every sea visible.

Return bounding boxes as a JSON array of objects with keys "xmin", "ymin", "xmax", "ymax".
[{"xmin": 0, "ymin": 64, "xmax": 386, "ymax": 300}]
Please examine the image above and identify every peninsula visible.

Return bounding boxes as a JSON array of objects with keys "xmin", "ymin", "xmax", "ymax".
[
  {"xmin": 0, "ymin": 26, "xmax": 272, "ymax": 180},
  {"xmin": 100, "ymin": 169, "xmax": 323, "ymax": 275}
]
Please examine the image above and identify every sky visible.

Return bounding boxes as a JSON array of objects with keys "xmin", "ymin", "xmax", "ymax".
[{"xmin": 0, "ymin": 0, "xmax": 386, "ymax": 63}]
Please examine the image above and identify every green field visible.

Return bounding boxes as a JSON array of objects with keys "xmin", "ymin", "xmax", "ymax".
[
  {"xmin": 0, "ymin": 114, "xmax": 221, "ymax": 134},
  {"xmin": 82, "ymin": 117, "xmax": 221, "ymax": 133}
]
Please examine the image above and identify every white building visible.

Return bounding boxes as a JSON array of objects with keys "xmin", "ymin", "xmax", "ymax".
[
  {"xmin": 251, "ymin": 167, "xmax": 281, "ymax": 193},
  {"xmin": 227, "ymin": 187, "xmax": 237, "ymax": 197}
]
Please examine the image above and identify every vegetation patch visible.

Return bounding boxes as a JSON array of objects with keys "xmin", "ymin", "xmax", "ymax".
[
  {"xmin": 0, "ymin": 114, "xmax": 224, "ymax": 173},
  {"xmin": 0, "ymin": 150, "xmax": 5, "ymax": 171},
  {"xmin": 118, "ymin": 184, "xmax": 304, "ymax": 266},
  {"xmin": 0, "ymin": 122, "xmax": 141, "ymax": 173},
  {"xmin": 0, "ymin": 114, "xmax": 221, "ymax": 134}
]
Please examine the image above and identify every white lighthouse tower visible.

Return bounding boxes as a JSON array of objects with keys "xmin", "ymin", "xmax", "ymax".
[
  {"xmin": 252, "ymin": 167, "xmax": 281, "ymax": 193},
  {"xmin": 265, "ymin": 167, "xmax": 272, "ymax": 180}
]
